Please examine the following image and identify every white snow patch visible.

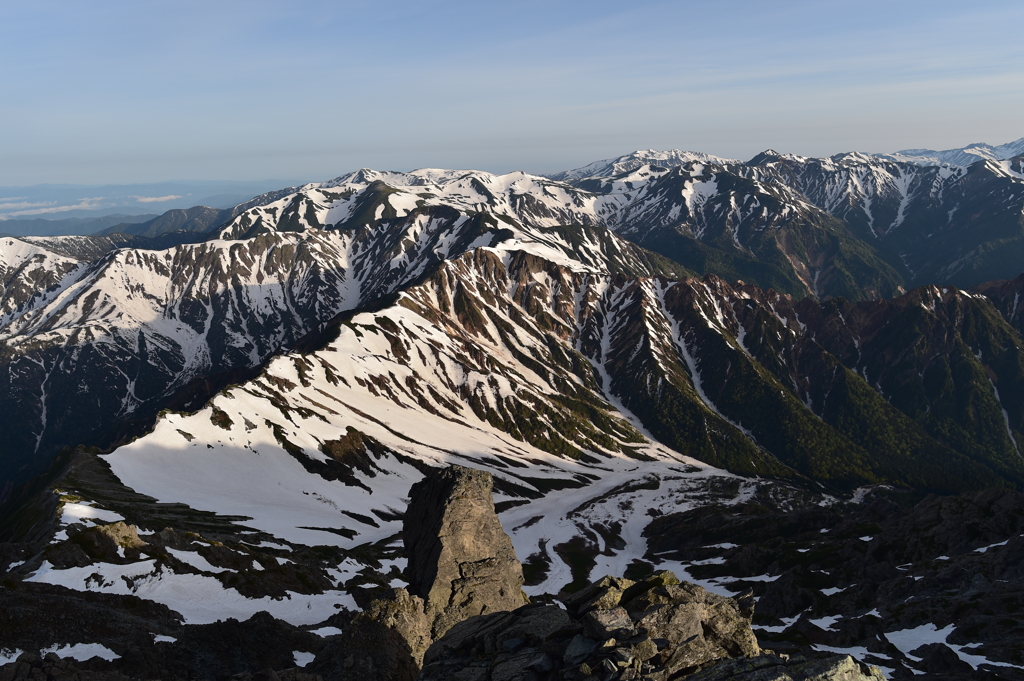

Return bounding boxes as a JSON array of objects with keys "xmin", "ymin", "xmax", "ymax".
[
  {"xmin": 881, "ymin": 623, "xmax": 1023, "ymax": 671},
  {"xmin": 27, "ymin": 560, "xmax": 355, "ymax": 625},
  {"xmin": 974, "ymin": 539, "xmax": 1009, "ymax": 553},
  {"xmin": 0, "ymin": 649, "xmax": 25, "ymax": 665},
  {"xmin": 312, "ymin": 626, "xmax": 343, "ymax": 637},
  {"xmin": 810, "ymin": 615, "xmax": 841, "ymax": 630},
  {"xmin": 293, "ymin": 651, "xmax": 316, "ymax": 667},
  {"xmin": 166, "ymin": 548, "xmax": 223, "ymax": 573},
  {"xmin": 40, "ymin": 643, "xmax": 119, "ymax": 662},
  {"xmin": 755, "ymin": 614, "xmax": 801, "ymax": 633},
  {"xmin": 60, "ymin": 502, "xmax": 124, "ymax": 525}
]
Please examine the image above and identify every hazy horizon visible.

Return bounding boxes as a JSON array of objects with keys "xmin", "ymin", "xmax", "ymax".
[{"xmin": 3, "ymin": 0, "xmax": 1023, "ymax": 186}]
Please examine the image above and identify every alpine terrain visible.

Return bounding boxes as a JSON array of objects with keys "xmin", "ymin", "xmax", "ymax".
[{"xmin": 2, "ymin": 140, "xmax": 1024, "ymax": 680}]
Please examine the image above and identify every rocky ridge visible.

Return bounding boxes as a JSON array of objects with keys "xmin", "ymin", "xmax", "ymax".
[
  {"xmin": 1, "ymin": 143, "xmax": 1024, "ymax": 681},
  {"xmin": 4, "ymin": 143, "xmax": 1024, "ymax": 504}
]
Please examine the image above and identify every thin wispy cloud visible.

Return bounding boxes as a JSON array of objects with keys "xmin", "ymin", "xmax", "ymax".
[
  {"xmin": 1, "ymin": 197, "xmax": 108, "ymax": 217},
  {"xmin": 133, "ymin": 195, "xmax": 182, "ymax": 203},
  {"xmin": 0, "ymin": 201, "xmax": 54, "ymax": 211}
]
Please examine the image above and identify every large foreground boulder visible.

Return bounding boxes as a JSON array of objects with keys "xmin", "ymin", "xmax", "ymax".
[
  {"xmin": 405, "ymin": 464, "xmax": 528, "ymax": 639},
  {"xmin": 310, "ymin": 466, "xmax": 885, "ymax": 681},
  {"xmin": 310, "ymin": 465, "xmax": 527, "ymax": 680}
]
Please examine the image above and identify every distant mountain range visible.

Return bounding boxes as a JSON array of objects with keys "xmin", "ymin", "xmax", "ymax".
[
  {"xmin": 2, "ymin": 139, "xmax": 1023, "ymax": 679},
  {"xmin": 0, "ymin": 140, "xmax": 1022, "ymax": 505},
  {"xmin": 882, "ymin": 138, "xmax": 1024, "ymax": 167}
]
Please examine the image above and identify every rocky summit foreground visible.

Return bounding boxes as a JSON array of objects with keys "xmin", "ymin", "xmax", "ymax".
[
  {"xmin": 312, "ymin": 464, "xmax": 883, "ymax": 681},
  {"xmin": 0, "ymin": 464, "xmax": 906, "ymax": 680},
  {"xmin": 420, "ymin": 572, "xmax": 884, "ymax": 681},
  {"xmin": 405, "ymin": 465, "xmax": 528, "ymax": 640}
]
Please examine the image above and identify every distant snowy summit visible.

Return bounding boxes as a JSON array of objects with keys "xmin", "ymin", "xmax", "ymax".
[
  {"xmin": 548, "ymin": 138, "xmax": 1024, "ymax": 181},
  {"xmin": 880, "ymin": 137, "xmax": 1024, "ymax": 167},
  {"xmin": 545, "ymin": 149, "xmax": 739, "ymax": 182}
]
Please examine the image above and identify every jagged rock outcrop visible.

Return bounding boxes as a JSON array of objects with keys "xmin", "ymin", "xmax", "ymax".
[
  {"xmin": 419, "ymin": 570, "xmax": 762, "ymax": 681},
  {"xmin": 404, "ymin": 465, "xmax": 528, "ymax": 639},
  {"xmin": 41, "ymin": 521, "xmax": 149, "ymax": 569},
  {"xmin": 0, "ymin": 609, "xmax": 323, "ymax": 681},
  {"xmin": 419, "ymin": 570, "xmax": 884, "ymax": 681},
  {"xmin": 644, "ymin": 487, "xmax": 1024, "ymax": 672},
  {"xmin": 310, "ymin": 465, "xmax": 528, "ymax": 680}
]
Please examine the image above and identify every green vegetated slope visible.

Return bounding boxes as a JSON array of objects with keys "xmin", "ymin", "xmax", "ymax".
[
  {"xmin": 358, "ymin": 241, "xmax": 1024, "ymax": 493},
  {"xmin": 611, "ymin": 276, "xmax": 1023, "ymax": 491}
]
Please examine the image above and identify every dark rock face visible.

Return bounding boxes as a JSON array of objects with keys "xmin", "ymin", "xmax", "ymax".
[
  {"xmin": 0, "ymin": 602, "xmax": 321, "ymax": 681},
  {"xmin": 404, "ymin": 464, "xmax": 528, "ymax": 639},
  {"xmin": 0, "ymin": 652, "xmax": 132, "ymax": 681},
  {"xmin": 643, "ymin": 486, "xmax": 1024, "ymax": 676},
  {"xmin": 419, "ymin": 570, "xmax": 879, "ymax": 681},
  {"xmin": 307, "ymin": 589, "xmax": 428, "ymax": 681},
  {"xmin": 0, "ymin": 581, "xmax": 180, "ymax": 661}
]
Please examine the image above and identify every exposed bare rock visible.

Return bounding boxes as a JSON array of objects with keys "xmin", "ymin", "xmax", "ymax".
[
  {"xmin": 906, "ymin": 643, "xmax": 975, "ymax": 676},
  {"xmin": 100, "ymin": 522, "xmax": 146, "ymax": 546},
  {"xmin": 685, "ymin": 653, "xmax": 886, "ymax": 681},
  {"xmin": 0, "ymin": 652, "xmax": 133, "ymax": 681},
  {"xmin": 418, "ymin": 570, "xmax": 763, "ymax": 681},
  {"xmin": 43, "ymin": 521, "xmax": 147, "ymax": 567},
  {"xmin": 310, "ymin": 465, "xmax": 528, "ymax": 681},
  {"xmin": 307, "ymin": 589, "xmax": 429, "ymax": 681},
  {"xmin": 404, "ymin": 465, "xmax": 528, "ymax": 639}
]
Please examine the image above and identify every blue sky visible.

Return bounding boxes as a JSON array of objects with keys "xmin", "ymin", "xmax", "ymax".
[{"xmin": 2, "ymin": 0, "xmax": 1022, "ymax": 185}]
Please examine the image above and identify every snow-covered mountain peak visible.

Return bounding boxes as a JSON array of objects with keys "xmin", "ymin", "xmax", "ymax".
[
  {"xmin": 882, "ymin": 137, "xmax": 1024, "ymax": 167},
  {"xmin": 546, "ymin": 149, "xmax": 738, "ymax": 182},
  {"xmin": 745, "ymin": 149, "xmax": 810, "ymax": 165},
  {"xmin": 214, "ymin": 166, "xmax": 621, "ymax": 242},
  {"xmin": 830, "ymin": 151, "xmax": 878, "ymax": 165}
]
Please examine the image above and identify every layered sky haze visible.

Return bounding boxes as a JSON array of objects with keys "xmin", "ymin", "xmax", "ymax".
[{"xmin": 2, "ymin": 0, "xmax": 1022, "ymax": 185}]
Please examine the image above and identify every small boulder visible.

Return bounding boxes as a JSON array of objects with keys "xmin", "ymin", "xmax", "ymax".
[
  {"xmin": 308, "ymin": 588, "xmax": 429, "ymax": 681},
  {"xmin": 582, "ymin": 607, "xmax": 634, "ymax": 640}
]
